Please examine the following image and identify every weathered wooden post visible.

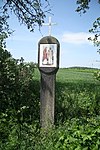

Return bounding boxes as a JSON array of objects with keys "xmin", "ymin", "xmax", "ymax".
[{"xmin": 38, "ymin": 17, "xmax": 60, "ymax": 128}]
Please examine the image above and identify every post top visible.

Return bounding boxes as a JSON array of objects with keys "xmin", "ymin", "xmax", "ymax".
[{"xmin": 39, "ymin": 36, "xmax": 60, "ymax": 45}]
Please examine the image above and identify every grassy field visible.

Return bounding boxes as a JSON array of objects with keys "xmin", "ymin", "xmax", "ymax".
[
  {"xmin": 55, "ymin": 67, "xmax": 100, "ymax": 123},
  {"xmin": 34, "ymin": 67, "xmax": 100, "ymax": 123},
  {"xmin": 56, "ymin": 67, "xmax": 100, "ymax": 83},
  {"xmin": 34, "ymin": 67, "xmax": 100, "ymax": 83}
]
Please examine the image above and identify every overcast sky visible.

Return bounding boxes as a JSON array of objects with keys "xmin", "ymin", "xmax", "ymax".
[{"xmin": 4, "ymin": 0, "xmax": 100, "ymax": 68}]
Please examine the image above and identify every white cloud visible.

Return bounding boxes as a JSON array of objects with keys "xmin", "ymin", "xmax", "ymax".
[{"xmin": 62, "ymin": 32, "xmax": 93, "ymax": 44}]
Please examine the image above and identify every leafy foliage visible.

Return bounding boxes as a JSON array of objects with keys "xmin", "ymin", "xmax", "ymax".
[
  {"xmin": 1, "ymin": 0, "xmax": 50, "ymax": 32},
  {"xmin": 0, "ymin": 47, "xmax": 40, "ymax": 148},
  {"xmin": 35, "ymin": 117, "xmax": 100, "ymax": 150},
  {"xmin": 89, "ymin": 17, "xmax": 100, "ymax": 52},
  {"xmin": 76, "ymin": 0, "xmax": 91, "ymax": 14},
  {"xmin": 0, "ymin": 7, "xmax": 12, "ymax": 48},
  {"xmin": 76, "ymin": 0, "xmax": 100, "ymax": 14}
]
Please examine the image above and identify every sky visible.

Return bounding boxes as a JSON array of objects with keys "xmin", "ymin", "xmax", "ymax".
[{"xmin": 3, "ymin": 0, "xmax": 100, "ymax": 68}]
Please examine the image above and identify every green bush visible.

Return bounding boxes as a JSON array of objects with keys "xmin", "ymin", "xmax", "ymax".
[
  {"xmin": 34, "ymin": 117, "xmax": 100, "ymax": 150},
  {"xmin": 0, "ymin": 47, "xmax": 40, "ymax": 148}
]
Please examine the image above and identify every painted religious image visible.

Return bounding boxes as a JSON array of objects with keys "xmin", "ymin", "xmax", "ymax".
[{"xmin": 39, "ymin": 44, "xmax": 57, "ymax": 67}]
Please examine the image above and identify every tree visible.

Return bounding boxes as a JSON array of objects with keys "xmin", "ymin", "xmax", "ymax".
[
  {"xmin": 76, "ymin": 0, "xmax": 95, "ymax": 13},
  {"xmin": 76, "ymin": 0, "xmax": 100, "ymax": 52},
  {"xmin": 0, "ymin": 0, "xmax": 50, "ymax": 47},
  {"xmin": 1, "ymin": 0, "xmax": 50, "ymax": 31}
]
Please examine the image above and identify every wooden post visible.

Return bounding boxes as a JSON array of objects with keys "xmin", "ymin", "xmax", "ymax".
[
  {"xmin": 38, "ymin": 36, "xmax": 60, "ymax": 128},
  {"xmin": 40, "ymin": 73, "xmax": 56, "ymax": 127}
]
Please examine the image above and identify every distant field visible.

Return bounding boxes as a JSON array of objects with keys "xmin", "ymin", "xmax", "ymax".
[{"xmin": 56, "ymin": 67, "xmax": 100, "ymax": 84}]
